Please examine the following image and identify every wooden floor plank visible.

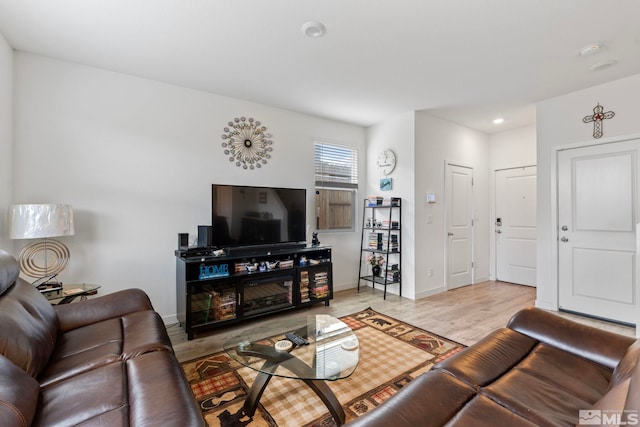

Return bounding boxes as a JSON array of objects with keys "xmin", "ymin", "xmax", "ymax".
[{"xmin": 170, "ymin": 281, "xmax": 635, "ymax": 363}]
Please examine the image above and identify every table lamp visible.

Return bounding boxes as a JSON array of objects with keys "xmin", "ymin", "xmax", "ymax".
[{"xmin": 7, "ymin": 204, "xmax": 75, "ymax": 285}]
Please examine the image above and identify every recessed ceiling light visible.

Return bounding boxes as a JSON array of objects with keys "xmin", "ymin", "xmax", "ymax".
[
  {"xmin": 493, "ymin": 118, "xmax": 504, "ymax": 125},
  {"xmin": 301, "ymin": 21, "xmax": 326, "ymax": 38},
  {"xmin": 579, "ymin": 43, "xmax": 602, "ymax": 57},
  {"xmin": 590, "ymin": 60, "xmax": 617, "ymax": 71}
]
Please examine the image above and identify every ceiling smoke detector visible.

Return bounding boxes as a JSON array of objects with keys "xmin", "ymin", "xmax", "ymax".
[
  {"xmin": 302, "ymin": 21, "xmax": 326, "ymax": 38},
  {"xmin": 579, "ymin": 43, "xmax": 602, "ymax": 57}
]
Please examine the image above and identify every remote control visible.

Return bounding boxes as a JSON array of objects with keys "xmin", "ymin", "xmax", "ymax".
[{"xmin": 285, "ymin": 332, "xmax": 309, "ymax": 346}]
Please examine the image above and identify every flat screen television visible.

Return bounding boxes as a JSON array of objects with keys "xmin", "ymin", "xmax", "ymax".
[{"xmin": 211, "ymin": 184, "xmax": 307, "ymax": 249}]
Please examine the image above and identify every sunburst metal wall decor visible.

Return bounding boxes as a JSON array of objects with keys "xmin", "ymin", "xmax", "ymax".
[{"xmin": 221, "ymin": 117, "xmax": 273, "ymax": 169}]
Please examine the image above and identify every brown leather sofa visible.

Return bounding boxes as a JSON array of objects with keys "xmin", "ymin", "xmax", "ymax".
[
  {"xmin": 0, "ymin": 250, "xmax": 205, "ymax": 427},
  {"xmin": 346, "ymin": 306, "xmax": 640, "ymax": 427}
]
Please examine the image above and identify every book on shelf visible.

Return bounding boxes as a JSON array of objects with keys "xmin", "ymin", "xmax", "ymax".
[
  {"xmin": 309, "ymin": 283, "xmax": 329, "ymax": 298},
  {"xmin": 279, "ymin": 259, "xmax": 294, "ymax": 269},
  {"xmin": 366, "ymin": 196, "xmax": 400, "ymax": 207}
]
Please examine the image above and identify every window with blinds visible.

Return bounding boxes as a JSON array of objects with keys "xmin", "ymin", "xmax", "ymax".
[{"xmin": 314, "ymin": 141, "xmax": 358, "ymax": 231}]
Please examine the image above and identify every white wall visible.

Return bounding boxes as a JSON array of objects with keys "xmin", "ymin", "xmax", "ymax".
[
  {"xmin": 11, "ymin": 52, "xmax": 366, "ymax": 322},
  {"xmin": 488, "ymin": 125, "xmax": 537, "ymax": 280},
  {"xmin": 536, "ymin": 73, "xmax": 640, "ymax": 311},
  {"xmin": 414, "ymin": 112, "xmax": 490, "ymax": 298},
  {"xmin": 0, "ymin": 33, "xmax": 12, "ymax": 252},
  {"xmin": 366, "ymin": 112, "xmax": 415, "ymax": 298}
]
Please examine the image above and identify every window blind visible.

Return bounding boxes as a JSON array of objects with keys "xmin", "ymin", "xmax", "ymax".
[{"xmin": 314, "ymin": 142, "xmax": 358, "ymax": 189}]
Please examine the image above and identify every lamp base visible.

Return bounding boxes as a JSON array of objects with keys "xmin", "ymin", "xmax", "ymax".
[{"xmin": 19, "ymin": 238, "xmax": 70, "ymax": 280}]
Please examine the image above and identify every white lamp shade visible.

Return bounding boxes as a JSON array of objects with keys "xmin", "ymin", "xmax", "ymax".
[{"xmin": 8, "ymin": 204, "xmax": 75, "ymax": 239}]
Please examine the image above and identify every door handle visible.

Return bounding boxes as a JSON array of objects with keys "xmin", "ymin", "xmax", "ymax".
[
  {"xmin": 560, "ymin": 236, "xmax": 569, "ymax": 242},
  {"xmin": 561, "ymin": 225, "xmax": 568, "ymax": 231},
  {"xmin": 496, "ymin": 230, "xmax": 502, "ymax": 234},
  {"xmin": 447, "ymin": 232, "xmax": 454, "ymax": 236}
]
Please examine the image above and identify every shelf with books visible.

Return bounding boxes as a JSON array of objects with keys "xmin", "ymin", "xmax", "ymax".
[{"xmin": 358, "ymin": 197, "xmax": 401, "ymax": 300}]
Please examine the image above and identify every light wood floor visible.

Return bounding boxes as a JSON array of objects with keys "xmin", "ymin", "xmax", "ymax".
[{"xmin": 169, "ymin": 281, "xmax": 635, "ymax": 363}]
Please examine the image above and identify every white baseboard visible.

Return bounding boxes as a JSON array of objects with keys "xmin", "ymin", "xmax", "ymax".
[
  {"xmin": 162, "ymin": 314, "xmax": 179, "ymax": 326},
  {"xmin": 534, "ymin": 299, "xmax": 557, "ymax": 311},
  {"xmin": 415, "ymin": 286, "xmax": 446, "ymax": 300}
]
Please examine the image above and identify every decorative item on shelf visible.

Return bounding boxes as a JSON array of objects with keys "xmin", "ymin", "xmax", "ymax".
[
  {"xmin": 221, "ymin": 116, "xmax": 273, "ymax": 169},
  {"xmin": 367, "ymin": 253, "xmax": 385, "ymax": 277},
  {"xmin": 372, "ymin": 265, "xmax": 381, "ymax": 277},
  {"xmin": 583, "ymin": 103, "xmax": 615, "ymax": 139},
  {"xmin": 312, "ymin": 232, "xmax": 320, "ymax": 246},
  {"xmin": 7, "ymin": 204, "xmax": 75, "ymax": 286}
]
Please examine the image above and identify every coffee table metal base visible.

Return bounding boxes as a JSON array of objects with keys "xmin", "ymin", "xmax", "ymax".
[{"xmin": 239, "ymin": 345, "xmax": 346, "ymax": 425}]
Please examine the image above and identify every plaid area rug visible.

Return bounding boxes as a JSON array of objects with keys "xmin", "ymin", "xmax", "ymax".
[{"xmin": 181, "ymin": 307, "xmax": 465, "ymax": 427}]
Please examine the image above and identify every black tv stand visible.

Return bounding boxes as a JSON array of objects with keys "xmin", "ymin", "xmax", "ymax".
[
  {"xmin": 175, "ymin": 245, "xmax": 332, "ymax": 340},
  {"xmin": 226, "ymin": 242, "xmax": 307, "ymax": 257}
]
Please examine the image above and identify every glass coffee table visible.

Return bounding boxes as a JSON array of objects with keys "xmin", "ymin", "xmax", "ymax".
[{"xmin": 223, "ymin": 314, "xmax": 359, "ymax": 425}]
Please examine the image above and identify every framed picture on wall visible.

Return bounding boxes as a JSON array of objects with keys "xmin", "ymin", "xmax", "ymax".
[{"xmin": 380, "ymin": 178, "xmax": 392, "ymax": 191}]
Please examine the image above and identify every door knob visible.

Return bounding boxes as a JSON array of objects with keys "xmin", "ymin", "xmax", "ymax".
[
  {"xmin": 561, "ymin": 225, "xmax": 568, "ymax": 231},
  {"xmin": 560, "ymin": 236, "xmax": 569, "ymax": 242},
  {"xmin": 496, "ymin": 230, "xmax": 502, "ymax": 234},
  {"xmin": 448, "ymin": 232, "xmax": 454, "ymax": 236}
]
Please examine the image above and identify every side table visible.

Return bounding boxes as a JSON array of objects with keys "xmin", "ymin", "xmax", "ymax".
[{"xmin": 40, "ymin": 283, "xmax": 101, "ymax": 305}]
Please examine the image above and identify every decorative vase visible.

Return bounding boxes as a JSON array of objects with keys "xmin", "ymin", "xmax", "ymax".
[{"xmin": 372, "ymin": 265, "xmax": 381, "ymax": 277}]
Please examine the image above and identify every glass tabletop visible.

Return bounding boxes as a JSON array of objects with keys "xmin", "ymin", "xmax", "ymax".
[
  {"xmin": 223, "ymin": 314, "xmax": 359, "ymax": 381},
  {"xmin": 60, "ymin": 283, "xmax": 101, "ymax": 296}
]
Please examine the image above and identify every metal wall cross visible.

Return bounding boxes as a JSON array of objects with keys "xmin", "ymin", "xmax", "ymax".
[{"xmin": 582, "ymin": 103, "xmax": 615, "ymax": 139}]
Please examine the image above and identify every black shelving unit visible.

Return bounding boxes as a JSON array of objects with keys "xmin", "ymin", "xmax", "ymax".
[{"xmin": 358, "ymin": 197, "xmax": 401, "ymax": 299}]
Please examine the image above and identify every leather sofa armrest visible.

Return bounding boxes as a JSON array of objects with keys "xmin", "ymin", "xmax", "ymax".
[
  {"xmin": 507, "ymin": 307, "xmax": 636, "ymax": 371},
  {"xmin": 54, "ymin": 288, "xmax": 154, "ymax": 332}
]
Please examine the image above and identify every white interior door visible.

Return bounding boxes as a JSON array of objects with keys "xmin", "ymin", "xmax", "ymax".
[
  {"xmin": 558, "ymin": 140, "xmax": 640, "ymax": 325},
  {"xmin": 446, "ymin": 164, "xmax": 473, "ymax": 290},
  {"xmin": 495, "ymin": 166, "xmax": 537, "ymax": 286}
]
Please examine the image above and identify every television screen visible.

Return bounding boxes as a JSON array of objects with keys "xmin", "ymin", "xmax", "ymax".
[{"xmin": 211, "ymin": 185, "xmax": 307, "ymax": 248}]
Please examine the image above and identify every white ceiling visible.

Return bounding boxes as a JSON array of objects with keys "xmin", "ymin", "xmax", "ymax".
[{"xmin": 1, "ymin": 0, "xmax": 639, "ymax": 133}]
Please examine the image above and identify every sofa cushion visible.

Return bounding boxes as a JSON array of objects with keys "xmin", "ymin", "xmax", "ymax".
[
  {"xmin": 446, "ymin": 394, "xmax": 539, "ymax": 426},
  {"xmin": 127, "ymin": 351, "xmax": 206, "ymax": 426},
  {"xmin": 0, "ymin": 278, "xmax": 58, "ymax": 377},
  {"xmin": 479, "ymin": 343, "xmax": 612, "ymax": 427},
  {"xmin": 54, "ymin": 288, "xmax": 155, "ymax": 333},
  {"xmin": 0, "ymin": 354, "xmax": 39, "ymax": 427},
  {"xmin": 342, "ymin": 369, "xmax": 476, "ymax": 427},
  {"xmin": 34, "ymin": 360, "xmax": 129, "ymax": 426},
  {"xmin": 515, "ymin": 343, "xmax": 611, "ymax": 403},
  {"xmin": 38, "ymin": 310, "xmax": 173, "ymax": 388},
  {"xmin": 434, "ymin": 328, "xmax": 537, "ymax": 387},
  {"xmin": 508, "ymin": 307, "xmax": 635, "ymax": 371}
]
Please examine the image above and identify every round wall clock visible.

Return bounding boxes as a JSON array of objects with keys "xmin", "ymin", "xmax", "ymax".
[
  {"xmin": 377, "ymin": 149, "xmax": 396, "ymax": 175},
  {"xmin": 221, "ymin": 117, "xmax": 273, "ymax": 169}
]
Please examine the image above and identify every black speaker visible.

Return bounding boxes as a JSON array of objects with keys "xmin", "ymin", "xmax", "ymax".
[
  {"xmin": 197, "ymin": 225, "xmax": 213, "ymax": 247},
  {"xmin": 178, "ymin": 233, "xmax": 189, "ymax": 250}
]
